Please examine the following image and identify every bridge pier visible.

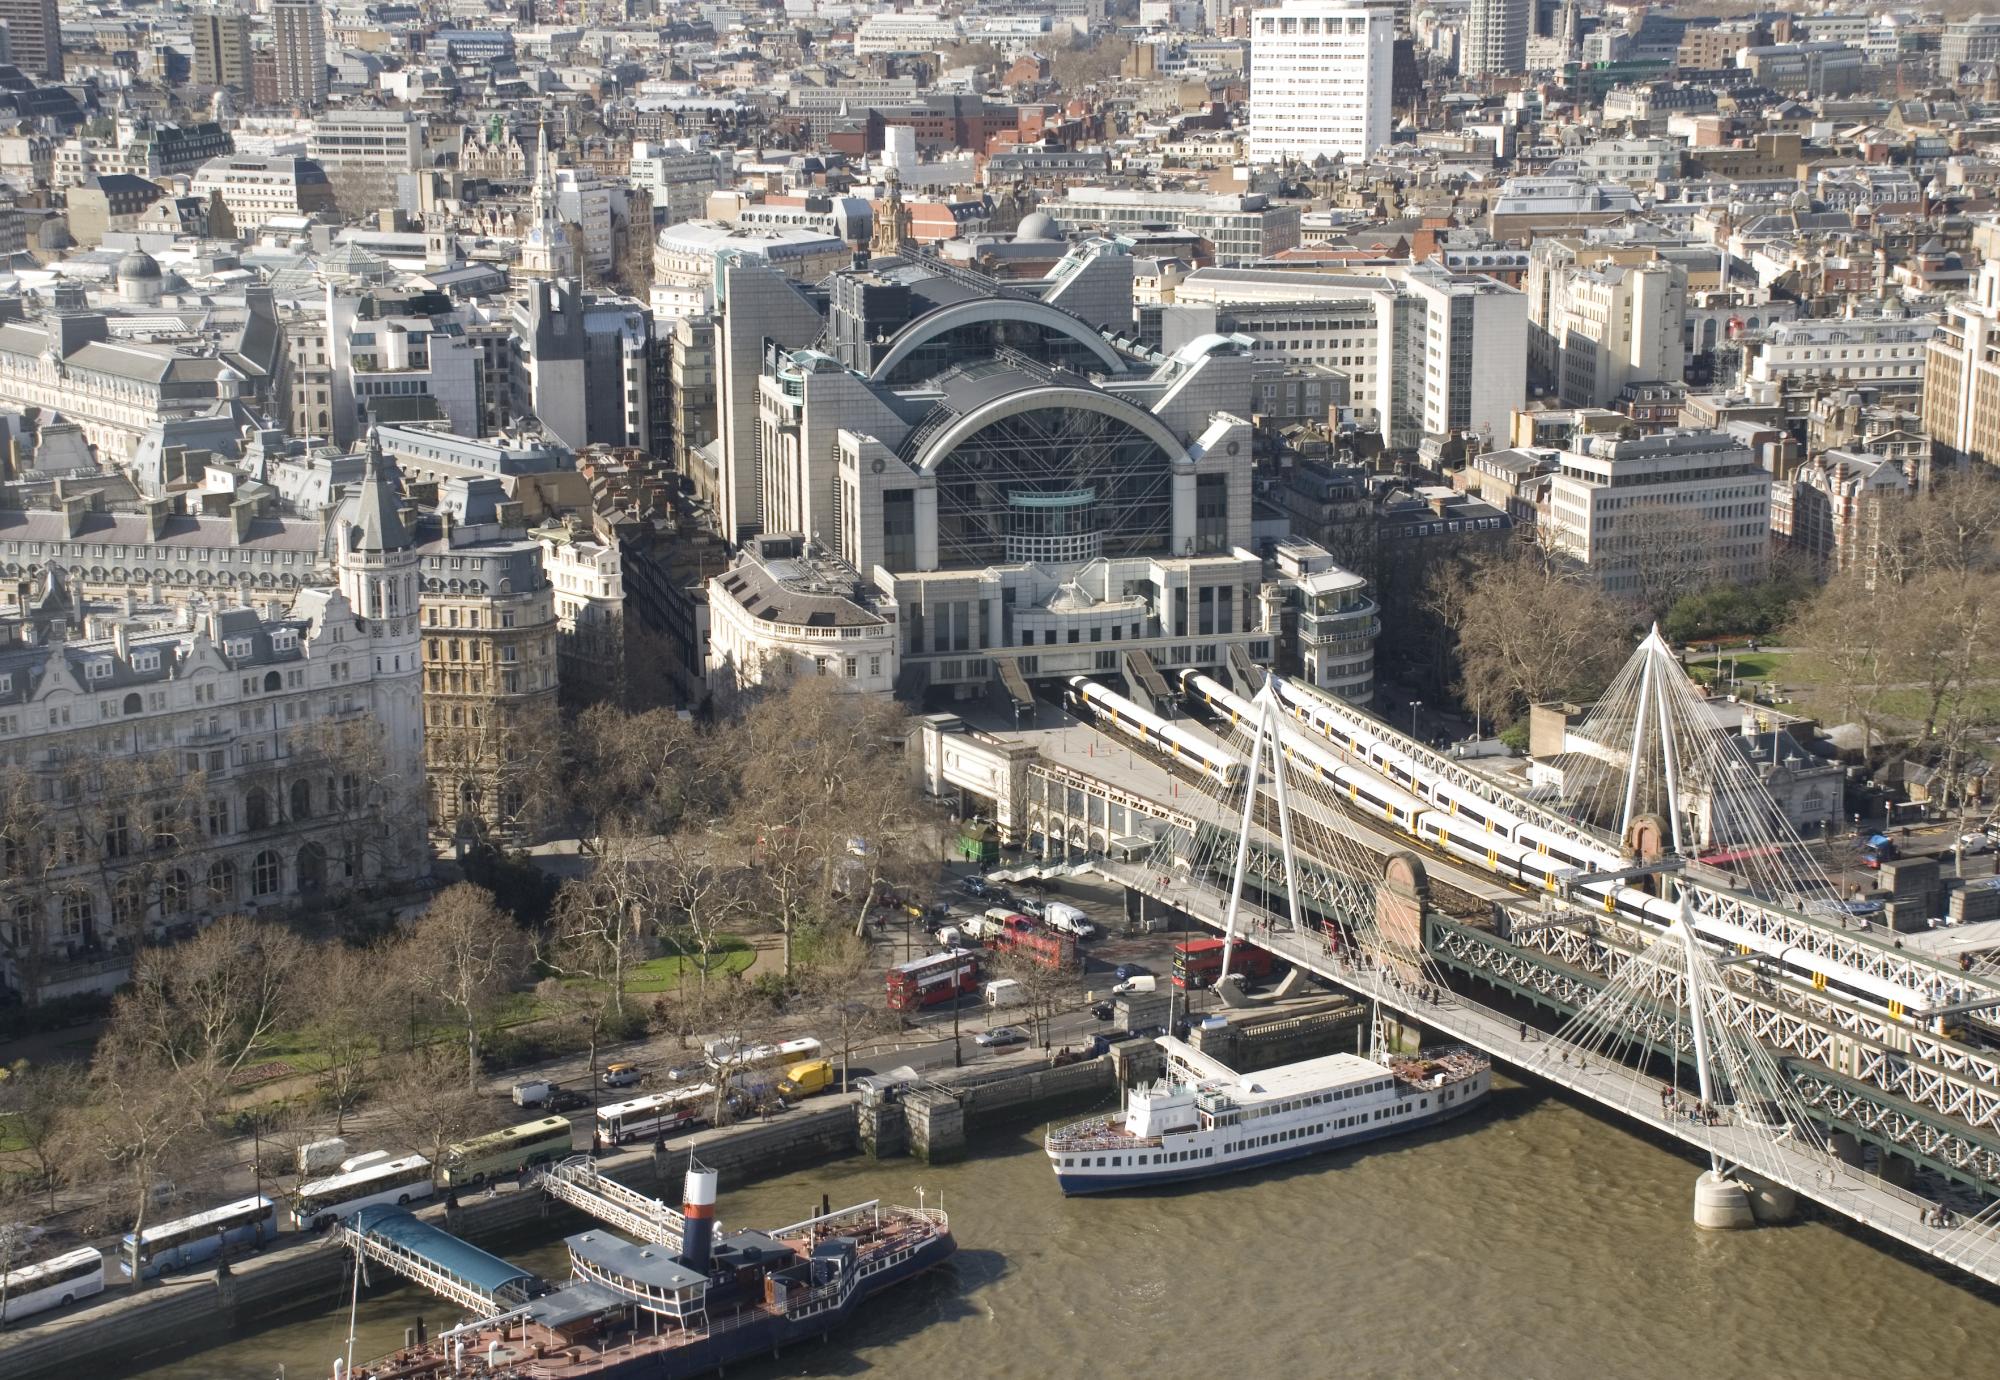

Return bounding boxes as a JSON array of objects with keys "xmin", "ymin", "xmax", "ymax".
[
  {"xmin": 1693, "ymin": 1170, "xmax": 1757, "ymax": 1230},
  {"xmin": 1878, "ymin": 1152, "xmax": 1916, "ymax": 1189},
  {"xmin": 1737, "ymin": 1172, "xmax": 1799, "ymax": 1224},
  {"xmin": 1829, "ymin": 1132, "xmax": 1866, "ymax": 1168}
]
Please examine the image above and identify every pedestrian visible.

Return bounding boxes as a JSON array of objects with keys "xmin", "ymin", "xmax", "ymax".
[
  {"xmin": 1519, "ymin": 1021, "xmax": 1528, "ymax": 1041},
  {"xmin": 1560, "ymin": 1049, "xmax": 1569, "ymax": 1066}
]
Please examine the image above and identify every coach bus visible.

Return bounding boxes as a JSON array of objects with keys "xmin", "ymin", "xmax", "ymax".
[
  {"xmin": 290, "ymin": 1154, "xmax": 435, "ymax": 1231},
  {"xmin": 437, "ymin": 1116, "xmax": 574, "ymax": 1190},
  {"xmin": 0, "ymin": 1247, "xmax": 104, "ymax": 1323},
  {"xmin": 119, "ymin": 1195, "xmax": 277, "ymax": 1279}
]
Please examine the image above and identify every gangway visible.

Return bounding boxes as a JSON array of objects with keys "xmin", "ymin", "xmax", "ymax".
[
  {"xmin": 535, "ymin": 1154, "xmax": 685, "ymax": 1249},
  {"xmin": 995, "ymin": 659, "xmax": 1034, "ymax": 717},
  {"xmin": 337, "ymin": 1206, "xmax": 539, "ymax": 1315}
]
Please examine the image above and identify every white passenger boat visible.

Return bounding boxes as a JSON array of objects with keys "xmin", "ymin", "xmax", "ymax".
[{"xmin": 1045, "ymin": 1036, "xmax": 1489, "ymax": 1194}]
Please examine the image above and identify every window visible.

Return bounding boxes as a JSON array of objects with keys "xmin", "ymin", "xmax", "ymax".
[
  {"xmin": 251, "ymin": 850, "xmax": 282, "ymax": 897},
  {"xmin": 206, "ymin": 859, "xmax": 236, "ymax": 905},
  {"xmin": 104, "ymin": 812, "xmax": 131, "ymax": 860},
  {"xmin": 206, "ymin": 798, "xmax": 230, "ymax": 837}
]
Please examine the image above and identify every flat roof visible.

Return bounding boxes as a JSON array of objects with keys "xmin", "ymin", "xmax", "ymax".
[
  {"xmin": 348, "ymin": 1206, "xmax": 537, "ymax": 1297},
  {"xmin": 567, "ymin": 1230, "xmax": 707, "ymax": 1290}
]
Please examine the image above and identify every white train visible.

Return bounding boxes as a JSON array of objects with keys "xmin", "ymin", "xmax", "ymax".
[
  {"xmin": 1066, "ymin": 677, "xmax": 1247, "ymax": 790},
  {"xmin": 1177, "ymin": 670, "xmax": 1954, "ymax": 1025}
]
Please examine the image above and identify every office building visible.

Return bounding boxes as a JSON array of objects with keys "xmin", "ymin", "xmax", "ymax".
[
  {"xmin": 191, "ymin": 7, "xmax": 253, "ymax": 90},
  {"xmin": 1464, "ymin": 0, "xmax": 1528, "ymax": 78},
  {"xmin": 272, "ymin": 0, "xmax": 330, "ymax": 110},
  {"xmin": 1923, "ymin": 258, "xmax": 2000, "ymax": 472},
  {"xmin": 0, "ymin": 0, "xmax": 59, "ymax": 80},
  {"xmin": 1248, "ymin": 0, "xmax": 1393, "ymax": 164}
]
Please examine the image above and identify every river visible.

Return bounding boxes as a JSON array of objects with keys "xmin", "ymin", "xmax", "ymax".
[{"xmin": 117, "ymin": 1079, "xmax": 1994, "ymax": 1380}]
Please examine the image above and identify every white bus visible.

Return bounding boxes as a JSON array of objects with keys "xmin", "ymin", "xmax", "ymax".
[
  {"xmin": 706, "ymin": 1037, "xmax": 822, "ymax": 1077},
  {"xmin": 594, "ymin": 1085, "xmax": 712, "ymax": 1148},
  {"xmin": 120, "ymin": 1195, "xmax": 278, "ymax": 1279},
  {"xmin": 290, "ymin": 1154, "xmax": 434, "ymax": 1231},
  {"xmin": 1, "ymin": 1247, "xmax": 104, "ymax": 1323}
]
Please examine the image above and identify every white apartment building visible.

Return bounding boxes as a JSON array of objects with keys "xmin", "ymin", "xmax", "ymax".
[
  {"xmin": 1546, "ymin": 259, "xmax": 1687, "ymax": 408},
  {"xmin": 1576, "ymin": 137, "xmax": 1680, "ymax": 185},
  {"xmin": 707, "ymin": 538, "xmax": 899, "ymax": 697},
  {"xmin": 1745, "ymin": 314, "xmax": 1935, "ymax": 395},
  {"xmin": 1249, "ymin": 0, "xmax": 1393, "ymax": 165},
  {"xmin": 1923, "ymin": 258, "xmax": 2000, "ymax": 471},
  {"xmin": 1463, "ymin": 0, "xmax": 1527, "ymax": 78},
  {"xmin": 1543, "ymin": 430, "xmax": 1773, "ymax": 598},
  {"xmin": 853, "ymin": 12, "xmax": 966, "ymax": 54},
  {"xmin": 1403, "ymin": 263, "xmax": 1528, "ymax": 448},
  {"xmin": 536, "ymin": 523, "xmax": 625, "ymax": 709},
  {"xmin": 191, "ymin": 154, "xmax": 336, "ymax": 229},
  {"xmin": 627, "ymin": 143, "xmax": 724, "ymax": 227}
]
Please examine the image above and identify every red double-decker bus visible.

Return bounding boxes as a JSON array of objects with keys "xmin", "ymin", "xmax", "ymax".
[
  {"xmin": 1172, "ymin": 937, "xmax": 1274, "ymax": 989},
  {"xmin": 990, "ymin": 925, "xmax": 1079, "ymax": 972},
  {"xmin": 886, "ymin": 948, "xmax": 980, "ymax": 1011}
]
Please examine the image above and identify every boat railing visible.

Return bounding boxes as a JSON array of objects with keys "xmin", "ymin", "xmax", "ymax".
[{"xmin": 1046, "ymin": 1121, "xmax": 1163, "ymax": 1152}]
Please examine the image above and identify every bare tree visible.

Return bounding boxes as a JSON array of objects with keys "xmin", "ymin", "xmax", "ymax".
[
  {"xmin": 654, "ymin": 845, "xmax": 751, "ymax": 996},
  {"xmin": 377, "ymin": 1046, "xmax": 502, "ymax": 1170},
  {"xmin": 0, "ymin": 1061, "xmax": 79, "ymax": 1214},
  {"xmin": 399, "ymin": 884, "xmax": 530, "ymax": 1087},
  {"xmin": 798, "ymin": 929, "xmax": 893, "ymax": 1091},
  {"xmin": 103, "ymin": 912, "xmax": 309, "ymax": 1082},
  {"xmin": 993, "ymin": 951, "xmax": 1074, "ymax": 1051},
  {"xmin": 564, "ymin": 704, "xmax": 722, "ymax": 850},
  {"xmin": 1429, "ymin": 542, "xmax": 1632, "ymax": 726},
  {"xmin": 301, "ymin": 941, "xmax": 399, "ymax": 1133},
  {"xmin": 67, "ymin": 1049, "xmax": 216, "ymax": 1287}
]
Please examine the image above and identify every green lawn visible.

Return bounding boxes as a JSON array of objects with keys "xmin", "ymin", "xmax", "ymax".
[
  {"xmin": 0, "ymin": 1113, "xmax": 27, "ymax": 1155},
  {"xmin": 1690, "ymin": 652, "xmax": 1786, "ymax": 685},
  {"xmin": 1870, "ymin": 685, "xmax": 2000, "ymax": 724},
  {"xmin": 623, "ymin": 938, "xmax": 757, "ymax": 993}
]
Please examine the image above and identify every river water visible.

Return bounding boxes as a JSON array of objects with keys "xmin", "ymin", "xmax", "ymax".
[{"xmin": 118, "ymin": 1078, "xmax": 1994, "ymax": 1380}]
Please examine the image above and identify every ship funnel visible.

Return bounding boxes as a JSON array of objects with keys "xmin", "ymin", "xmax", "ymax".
[{"xmin": 681, "ymin": 1164, "xmax": 719, "ymax": 1272}]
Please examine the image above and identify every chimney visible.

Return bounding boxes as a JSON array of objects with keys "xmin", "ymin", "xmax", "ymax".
[
  {"xmin": 145, "ymin": 495, "xmax": 173, "ymax": 541},
  {"xmin": 679, "ymin": 1164, "xmax": 718, "ymax": 1273},
  {"xmin": 231, "ymin": 497, "xmax": 257, "ymax": 543},
  {"xmin": 60, "ymin": 492, "xmax": 90, "ymax": 538},
  {"xmin": 113, "ymin": 620, "xmax": 129, "ymax": 660}
]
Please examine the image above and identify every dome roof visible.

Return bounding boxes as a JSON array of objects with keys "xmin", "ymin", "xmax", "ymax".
[
  {"xmin": 117, "ymin": 249, "xmax": 162, "ymax": 280},
  {"xmin": 1015, "ymin": 211, "xmax": 1058, "ymax": 241}
]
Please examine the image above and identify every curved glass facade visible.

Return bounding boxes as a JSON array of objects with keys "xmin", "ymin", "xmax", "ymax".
[
  {"xmin": 878, "ymin": 317, "xmax": 1116, "ymax": 386},
  {"xmin": 929, "ymin": 404, "xmax": 1175, "ymax": 568}
]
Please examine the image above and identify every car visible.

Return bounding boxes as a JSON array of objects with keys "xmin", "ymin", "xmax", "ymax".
[
  {"xmin": 601, "ymin": 1062, "xmax": 645, "ymax": 1088},
  {"xmin": 958, "ymin": 876, "xmax": 990, "ymax": 899},
  {"xmin": 547, "ymin": 1087, "xmax": 590, "ymax": 1113},
  {"xmin": 1090, "ymin": 1001, "xmax": 1115, "ymax": 1022},
  {"xmin": 975, "ymin": 1025, "xmax": 1030, "ymax": 1049},
  {"xmin": 1959, "ymin": 833, "xmax": 1994, "ymax": 856}
]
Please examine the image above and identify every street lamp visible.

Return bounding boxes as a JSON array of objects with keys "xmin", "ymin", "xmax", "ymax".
[{"xmin": 1409, "ymin": 701, "xmax": 1422, "ymax": 740}]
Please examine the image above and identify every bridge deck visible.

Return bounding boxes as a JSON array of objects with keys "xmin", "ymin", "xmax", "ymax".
[
  {"xmin": 536, "ymin": 1156, "xmax": 685, "ymax": 1249},
  {"xmin": 1097, "ymin": 863, "xmax": 2000, "ymax": 1287}
]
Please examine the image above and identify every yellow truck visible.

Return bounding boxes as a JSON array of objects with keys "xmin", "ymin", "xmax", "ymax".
[{"xmin": 776, "ymin": 1058, "xmax": 834, "ymax": 1099}]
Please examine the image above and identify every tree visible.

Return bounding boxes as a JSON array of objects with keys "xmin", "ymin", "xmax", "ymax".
[
  {"xmin": 205, "ymin": 190, "xmax": 237, "ymax": 242},
  {"xmin": 0, "ymin": 1062, "xmax": 80, "ymax": 1214},
  {"xmin": 301, "ymin": 941, "xmax": 399, "ymax": 1133},
  {"xmin": 103, "ymin": 912, "xmax": 309, "ymax": 1083},
  {"xmin": 993, "ymin": 951, "xmax": 1074, "ymax": 1051},
  {"xmin": 1429, "ymin": 543, "xmax": 1632, "ymax": 726},
  {"xmin": 724, "ymin": 680, "xmax": 919, "ymax": 977},
  {"xmin": 399, "ymin": 884, "xmax": 529, "ymax": 1087},
  {"xmin": 564, "ymin": 703, "xmax": 721, "ymax": 849},
  {"xmin": 798, "ymin": 929, "xmax": 893, "ymax": 1091},
  {"xmin": 68, "ymin": 1048, "xmax": 215, "ymax": 1287},
  {"xmin": 378, "ymin": 1046, "xmax": 500, "ymax": 1170}
]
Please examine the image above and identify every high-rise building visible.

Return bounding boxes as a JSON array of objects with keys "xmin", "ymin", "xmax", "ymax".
[
  {"xmin": 191, "ymin": 7, "xmax": 253, "ymax": 89},
  {"xmin": 1249, "ymin": 0, "xmax": 1393, "ymax": 165},
  {"xmin": 272, "ymin": 0, "xmax": 329, "ymax": 109},
  {"xmin": 1463, "ymin": 0, "xmax": 1528, "ymax": 77},
  {"xmin": 1923, "ymin": 258, "xmax": 2000, "ymax": 472},
  {"xmin": 0, "ymin": 0, "xmax": 60, "ymax": 80}
]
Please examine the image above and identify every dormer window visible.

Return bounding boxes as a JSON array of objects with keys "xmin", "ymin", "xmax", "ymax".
[
  {"xmin": 224, "ymin": 637, "xmax": 253, "ymax": 661},
  {"xmin": 132, "ymin": 651, "xmax": 160, "ymax": 674},
  {"xmin": 271, "ymin": 630, "xmax": 298, "ymax": 653},
  {"xmin": 85, "ymin": 658, "xmax": 115, "ymax": 681}
]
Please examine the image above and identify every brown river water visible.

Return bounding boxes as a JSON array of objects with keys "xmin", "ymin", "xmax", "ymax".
[{"xmin": 116, "ymin": 1078, "xmax": 1994, "ymax": 1380}]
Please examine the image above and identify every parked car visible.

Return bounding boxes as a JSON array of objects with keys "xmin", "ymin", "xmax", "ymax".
[
  {"xmin": 1959, "ymin": 833, "xmax": 1994, "ymax": 856},
  {"xmin": 975, "ymin": 1026, "xmax": 1030, "ymax": 1049},
  {"xmin": 958, "ymin": 876, "xmax": 991, "ymax": 899},
  {"xmin": 601, "ymin": 1062, "xmax": 645, "ymax": 1088},
  {"xmin": 1090, "ymin": 1001, "xmax": 1115, "ymax": 1022}
]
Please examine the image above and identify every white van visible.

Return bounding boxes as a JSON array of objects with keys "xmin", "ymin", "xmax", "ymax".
[
  {"xmin": 985, "ymin": 978, "xmax": 1025, "ymax": 1009},
  {"xmin": 1042, "ymin": 902, "xmax": 1097, "ymax": 939},
  {"xmin": 1112, "ymin": 975, "xmax": 1157, "ymax": 995}
]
